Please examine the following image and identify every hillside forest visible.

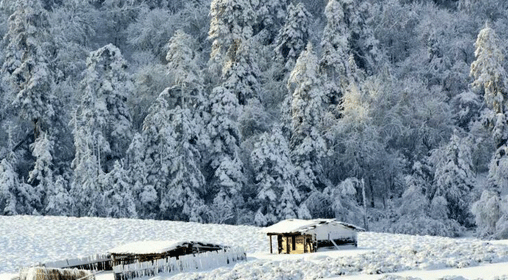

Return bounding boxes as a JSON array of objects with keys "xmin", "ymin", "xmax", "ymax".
[{"xmin": 1, "ymin": 0, "xmax": 508, "ymax": 239}]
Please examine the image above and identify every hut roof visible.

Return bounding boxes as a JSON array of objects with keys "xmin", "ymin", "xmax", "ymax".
[
  {"xmin": 260, "ymin": 219, "xmax": 365, "ymax": 235},
  {"xmin": 108, "ymin": 240, "xmax": 189, "ymax": 255}
]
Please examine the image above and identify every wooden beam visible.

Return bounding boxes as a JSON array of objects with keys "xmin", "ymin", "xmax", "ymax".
[{"xmin": 269, "ymin": 235, "xmax": 273, "ymax": 254}]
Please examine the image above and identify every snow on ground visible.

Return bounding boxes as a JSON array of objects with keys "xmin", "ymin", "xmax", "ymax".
[
  {"xmin": 2, "ymin": 215, "xmax": 508, "ymax": 280},
  {"xmin": 0, "ymin": 215, "xmax": 264, "ymax": 274}
]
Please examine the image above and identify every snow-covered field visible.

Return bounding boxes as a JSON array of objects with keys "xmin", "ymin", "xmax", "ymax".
[{"xmin": 2, "ymin": 216, "xmax": 508, "ymax": 280}]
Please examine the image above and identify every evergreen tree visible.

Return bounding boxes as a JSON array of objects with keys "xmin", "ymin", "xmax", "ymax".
[
  {"xmin": 431, "ymin": 133, "xmax": 475, "ymax": 226},
  {"xmin": 251, "ymin": 126, "xmax": 301, "ymax": 225},
  {"xmin": 2, "ymin": 0, "xmax": 55, "ymax": 139},
  {"xmin": 274, "ymin": 3, "xmax": 311, "ymax": 73},
  {"xmin": 470, "ymin": 26, "xmax": 508, "ymax": 238},
  {"xmin": 140, "ymin": 89, "xmax": 176, "ymax": 219},
  {"xmin": 160, "ymin": 106, "xmax": 206, "ymax": 222},
  {"xmin": 208, "ymin": 0, "xmax": 256, "ymax": 75},
  {"xmin": 287, "ymin": 43, "xmax": 327, "ymax": 193},
  {"xmin": 205, "ymin": 85, "xmax": 245, "ymax": 224},
  {"xmin": 71, "ymin": 44, "xmax": 133, "ymax": 216},
  {"xmin": 101, "ymin": 160, "xmax": 137, "ymax": 218},
  {"xmin": 45, "ymin": 175, "xmax": 72, "ymax": 216},
  {"xmin": 125, "ymin": 133, "xmax": 157, "ymax": 219},
  {"xmin": 27, "ymin": 132, "xmax": 54, "ymax": 213}
]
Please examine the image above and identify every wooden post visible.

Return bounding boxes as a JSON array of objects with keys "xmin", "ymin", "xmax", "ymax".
[
  {"xmin": 269, "ymin": 235, "xmax": 273, "ymax": 254},
  {"xmin": 286, "ymin": 236, "xmax": 290, "ymax": 254},
  {"xmin": 303, "ymin": 235, "xmax": 306, "ymax": 253}
]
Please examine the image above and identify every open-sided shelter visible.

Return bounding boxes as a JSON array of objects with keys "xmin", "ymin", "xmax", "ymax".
[
  {"xmin": 108, "ymin": 240, "xmax": 225, "ymax": 266},
  {"xmin": 261, "ymin": 219, "xmax": 365, "ymax": 254}
]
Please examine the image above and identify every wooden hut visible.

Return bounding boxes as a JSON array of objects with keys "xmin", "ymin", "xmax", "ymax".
[
  {"xmin": 261, "ymin": 219, "xmax": 364, "ymax": 254},
  {"xmin": 108, "ymin": 240, "xmax": 225, "ymax": 266}
]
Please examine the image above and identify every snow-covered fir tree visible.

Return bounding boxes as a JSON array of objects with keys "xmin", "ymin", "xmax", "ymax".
[
  {"xmin": 205, "ymin": 84, "xmax": 246, "ymax": 224},
  {"xmin": 2, "ymin": 0, "xmax": 54, "ymax": 139},
  {"xmin": 287, "ymin": 43, "xmax": 327, "ymax": 194},
  {"xmin": 44, "ymin": 175, "xmax": 72, "ymax": 216},
  {"xmin": 274, "ymin": 3, "xmax": 311, "ymax": 74},
  {"xmin": 470, "ymin": 26, "xmax": 508, "ymax": 238},
  {"xmin": 101, "ymin": 160, "xmax": 137, "ymax": 218},
  {"xmin": 71, "ymin": 44, "xmax": 133, "ymax": 217},
  {"xmin": 320, "ymin": 0, "xmax": 350, "ymax": 110},
  {"xmin": 251, "ymin": 126, "xmax": 302, "ymax": 225},
  {"xmin": 430, "ymin": 133, "xmax": 475, "ymax": 226},
  {"xmin": 208, "ymin": 0, "xmax": 256, "ymax": 76},
  {"xmin": 27, "ymin": 132, "xmax": 54, "ymax": 213}
]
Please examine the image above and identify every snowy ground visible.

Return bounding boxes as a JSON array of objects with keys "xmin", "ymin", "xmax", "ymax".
[{"xmin": 2, "ymin": 216, "xmax": 508, "ymax": 280}]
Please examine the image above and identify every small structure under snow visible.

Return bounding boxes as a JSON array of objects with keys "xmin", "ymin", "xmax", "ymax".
[
  {"xmin": 108, "ymin": 240, "xmax": 226, "ymax": 266},
  {"xmin": 261, "ymin": 219, "xmax": 365, "ymax": 254}
]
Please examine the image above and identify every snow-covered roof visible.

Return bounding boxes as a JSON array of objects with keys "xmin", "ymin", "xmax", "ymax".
[
  {"xmin": 108, "ymin": 240, "xmax": 189, "ymax": 255},
  {"xmin": 260, "ymin": 219, "xmax": 365, "ymax": 234}
]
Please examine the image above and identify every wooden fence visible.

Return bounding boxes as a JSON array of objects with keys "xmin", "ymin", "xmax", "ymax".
[
  {"xmin": 42, "ymin": 254, "xmax": 112, "ymax": 271},
  {"xmin": 112, "ymin": 247, "xmax": 246, "ymax": 280}
]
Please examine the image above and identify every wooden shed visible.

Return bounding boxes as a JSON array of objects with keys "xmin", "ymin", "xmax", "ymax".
[
  {"xmin": 261, "ymin": 219, "xmax": 365, "ymax": 254},
  {"xmin": 108, "ymin": 240, "xmax": 225, "ymax": 266}
]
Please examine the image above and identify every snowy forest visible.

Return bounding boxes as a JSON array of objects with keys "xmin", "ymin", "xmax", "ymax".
[{"xmin": 1, "ymin": 0, "xmax": 508, "ymax": 239}]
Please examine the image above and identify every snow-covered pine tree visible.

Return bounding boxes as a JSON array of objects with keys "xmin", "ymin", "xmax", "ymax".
[
  {"xmin": 101, "ymin": 160, "xmax": 137, "ymax": 218},
  {"xmin": 430, "ymin": 133, "xmax": 475, "ymax": 226},
  {"xmin": 470, "ymin": 26, "xmax": 508, "ymax": 238},
  {"xmin": 27, "ymin": 132, "xmax": 54, "ymax": 214},
  {"xmin": 166, "ymin": 29, "xmax": 204, "ymax": 108},
  {"xmin": 205, "ymin": 85, "xmax": 245, "ymax": 224},
  {"xmin": 320, "ymin": 0, "xmax": 350, "ymax": 110},
  {"xmin": 140, "ymin": 89, "xmax": 177, "ymax": 219},
  {"xmin": 252, "ymin": 0, "xmax": 288, "ymax": 42},
  {"xmin": 274, "ymin": 3, "xmax": 311, "ymax": 74},
  {"xmin": 2, "ymin": 0, "xmax": 55, "ymax": 140},
  {"xmin": 125, "ymin": 133, "xmax": 156, "ymax": 219},
  {"xmin": 45, "ymin": 175, "xmax": 72, "ymax": 216},
  {"xmin": 323, "ymin": 178, "xmax": 363, "ymax": 226},
  {"xmin": 0, "ymin": 153, "xmax": 37, "ymax": 215},
  {"xmin": 0, "ymin": 156, "xmax": 20, "ymax": 215},
  {"xmin": 71, "ymin": 44, "xmax": 133, "ymax": 217},
  {"xmin": 251, "ymin": 126, "xmax": 301, "ymax": 225},
  {"xmin": 208, "ymin": 0, "xmax": 256, "ymax": 77},
  {"xmin": 287, "ymin": 42, "xmax": 327, "ymax": 193},
  {"xmin": 160, "ymin": 106, "xmax": 206, "ymax": 222}
]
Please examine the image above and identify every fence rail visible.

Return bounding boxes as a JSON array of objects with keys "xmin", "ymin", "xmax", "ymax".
[
  {"xmin": 112, "ymin": 247, "xmax": 246, "ymax": 280},
  {"xmin": 42, "ymin": 254, "xmax": 112, "ymax": 271}
]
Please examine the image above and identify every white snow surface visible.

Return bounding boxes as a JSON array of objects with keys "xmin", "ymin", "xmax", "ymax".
[
  {"xmin": 108, "ymin": 240, "xmax": 188, "ymax": 254},
  {"xmin": 2, "ymin": 215, "xmax": 508, "ymax": 280}
]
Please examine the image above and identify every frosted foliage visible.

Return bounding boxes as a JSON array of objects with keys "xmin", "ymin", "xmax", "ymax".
[
  {"xmin": 323, "ymin": 178, "xmax": 362, "ymax": 225},
  {"xmin": 71, "ymin": 44, "xmax": 132, "ymax": 216},
  {"xmin": 45, "ymin": 176, "xmax": 72, "ymax": 216},
  {"xmin": 288, "ymin": 43, "xmax": 326, "ymax": 191},
  {"xmin": 472, "ymin": 190, "xmax": 501, "ymax": 238},
  {"xmin": 320, "ymin": 0, "xmax": 349, "ymax": 97},
  {"xmin": 0, "ymin": 158, "xmax": 18, "ymax": 215},
  {"xmin": 390, "ymin": 174, "xmax": 461, "ymax": 237},
  {"xmin": 2, "ymin": 0, "xmax": 54, "ymax": 129},
  {"xmin": 206, "ymin": 86, "xmax": 242, "ymax": 170},
  {"xmin": 489, "ymin": 148, "xmax": 508, "ymax": 190},
  {"xmin": 28, "ymin": 132, "xmax": 54, "ymax": 213},
  {"xmin": 274, "ymin": 3, "xmax": 311, "ymax": 70},
  {"xmin": 101, "ymin": 161, "xmax": 137, "ymax": 218},
  {"xmin": 166, "ymin": 30, "xmax": 203, "ymax": 99},
  {"xmin": 431, "ymin": 134, "xmax": 475, "ymax": 225},
  {"xmin": 251, "ymin": 127, "xmax": 301, "ymax": 225},
  {"xmin": 209, "ymin": 0, "xmax": 255, "ymax": 65},
  {"xmin": 471, "ymin": 27, "xmax": 507, "ymax": 115},
  {"xmin": 161, "ymin": 106, "xmax": 206, "ymax": 222}
]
